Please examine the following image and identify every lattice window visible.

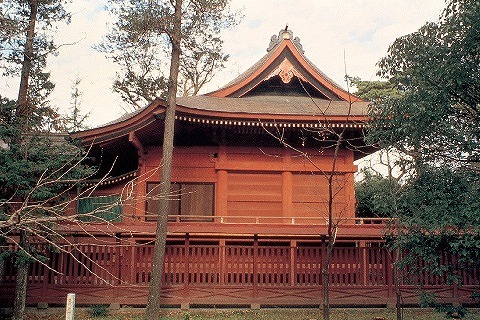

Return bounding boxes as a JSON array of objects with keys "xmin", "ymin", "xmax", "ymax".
[
  {"xmin": 146, "ymin": 182, "xmax": 214, "ymax": 221},
  {"xmin": 77, "ymin": 195, "xmax": 122, "ymax": 222}
]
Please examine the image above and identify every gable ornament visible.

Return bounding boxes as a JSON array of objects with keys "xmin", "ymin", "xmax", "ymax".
[{"xmin": 265, "ymin": 58, "xmax": 307, "ymax": 84}]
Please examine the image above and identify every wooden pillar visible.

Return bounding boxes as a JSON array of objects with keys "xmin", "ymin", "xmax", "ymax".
[
  {"xmin": 129, "ymin": 132, "xmax": 146, "ymax": 221},
  {"xmin": 216, "ymin": 146, "xmax": 228, "ymax": 218},
  {"xmin": 282, "ymin": 148, "xmax": 292, "ymax": 219},
  {"xmin": 321, "ymin": 235, "xmax": 327, "ymax": 287},
  {"xmin": 344, "ymin": 172, "xmax": 355, "ymax": 220},
  {"xmin": 114, "ymin": 235, "xmax": 121, "ymax": 302},
  {"xmin": 282, "ymin": 172, "xmax": 292, "ymax": 218},
  {"xmin": 387, "ymin": 247, "xmax": 394, "ymax": 298}
]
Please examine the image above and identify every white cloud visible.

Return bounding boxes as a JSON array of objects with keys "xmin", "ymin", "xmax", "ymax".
[{"xmin": 1, "ymin": 0, "xmax": 445, "ymax": 127}]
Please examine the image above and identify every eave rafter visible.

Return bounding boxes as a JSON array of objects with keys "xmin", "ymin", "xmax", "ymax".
[
  {"xmin": 175, "ymin": 114, "xmax": 366, "ymax": 129},
  {"xmin": 129, "ymin": 131, "xmax": 145, "ymax": 167}
]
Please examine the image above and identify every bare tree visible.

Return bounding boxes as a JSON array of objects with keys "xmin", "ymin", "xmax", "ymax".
[
  {"xmin": 262, "ymin": 75, "xmax": 370, "ymax": 319},
  {"xmin": 356, "ymin": 148, "xmax": 411, "ymax": 320},
  {"xmin": 0, "ymin": 150, "xmax": 173, "ymax": 318}
]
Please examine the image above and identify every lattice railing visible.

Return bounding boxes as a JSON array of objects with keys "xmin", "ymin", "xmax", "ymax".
[{"xmin": 1, "ymin": 241, "xmax": 478, "ymax": 291}]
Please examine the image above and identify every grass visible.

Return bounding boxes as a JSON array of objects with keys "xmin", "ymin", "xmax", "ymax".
[{"xmin": 23, "ymin": 307, "xmax": 480, "ymax": 320}]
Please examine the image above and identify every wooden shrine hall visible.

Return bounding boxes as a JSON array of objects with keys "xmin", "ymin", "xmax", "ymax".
[{"xmin": 1, "ymin": 28, "xmax": 477, "ymax": 308}]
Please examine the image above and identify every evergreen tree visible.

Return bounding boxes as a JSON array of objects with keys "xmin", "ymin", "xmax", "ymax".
[
  {"xmin": 98, "ymin": 0, "xmax": 240, "ymax": 110},
  {"xmin": 367, "ymin": 0, "xmax": 480, "ymax": 313},
  {"xmin": 0, "ymin": 2, "xmax": 92, "ymax": 319},
  {"xmin": 64, "ymin": 77, "xmax": 90, "ymax": 132}
]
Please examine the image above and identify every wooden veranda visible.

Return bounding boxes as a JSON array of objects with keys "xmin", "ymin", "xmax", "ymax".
[{"xmin": 1, "ymin": 233, "xmax": 478, "ymax": 308}]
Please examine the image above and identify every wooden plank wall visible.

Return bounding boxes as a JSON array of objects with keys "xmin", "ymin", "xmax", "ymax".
[{"xmin": 131, "ymin": 146, "xmax": 358, "ymax": 222}]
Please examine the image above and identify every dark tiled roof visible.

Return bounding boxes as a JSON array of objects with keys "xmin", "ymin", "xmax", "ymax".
[
  {"xmin": 83, "ymin": 28, "xmax": 366, "ymax": 132},
  {"xmin": 176, "ymin": 95, "xmax": 367, "ymax": 117},
  {"xmin": 219, "ymin": 46, "xmax": 276, "ymax": 91},
  {"xmin": 99, "ymin": 105, "xmax": 147, "ymax": 127}
]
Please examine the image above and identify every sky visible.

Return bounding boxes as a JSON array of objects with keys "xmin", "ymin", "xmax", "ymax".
[{"xmin": 1, "ymin": 0, "xmax": 446, "ymax": 128}]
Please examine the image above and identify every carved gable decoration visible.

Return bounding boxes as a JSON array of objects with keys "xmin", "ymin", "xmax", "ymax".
[
  {"xmin": 210, "ymin": 27, "xmax": 362, "ymax": 102},
  {"xmin": 265, "ymin": 58, "xmax": 307, "ymax": 84}
]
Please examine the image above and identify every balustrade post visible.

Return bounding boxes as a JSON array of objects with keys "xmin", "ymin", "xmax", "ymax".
[
  {"xmin": 359, "ymin": 241, "xmax": 367, "ymax": 286},
  {"xmin": 115, "ymin": 235, "xmax": 121, "ymax": 301},
  {"xmin": 253, "ymin": 234, "xmax": 258, "ymax": 299},
  {"xmin": 452, "ymin": 255, "xmax": 458, "ymax": 300},
  {"xmin": 290, "ymin": 240, "xmax": 296, "ymax": 286},
  {"xmin": 184, "ymin": 233, "xmax": 190, "ymax": 297},
  {"xmin": 41, "ymin": 245, "xmax": 49, "ymax": 299},
  {"xmin": 219, "ymin": 240, "xmax": 225, "ymax": 285}
]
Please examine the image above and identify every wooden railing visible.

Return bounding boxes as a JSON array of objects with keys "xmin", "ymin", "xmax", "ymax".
[
  {"xmin": 166, "ymin": 214, "xmax": 390, "ymax": 225},
  {"xmin": 1, "ymin": 241, "xmax": 478, "ymax": 306}
]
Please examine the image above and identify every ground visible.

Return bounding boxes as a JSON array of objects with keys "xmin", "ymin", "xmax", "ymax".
[{"xmin": 18, "ymin": 307, "xmax": 480, "ymax": 320}]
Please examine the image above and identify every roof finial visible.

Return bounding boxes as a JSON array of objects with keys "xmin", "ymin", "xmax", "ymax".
[{"xmin": 267, "ymin": 26, "xmax": 304, "ymax": 53}]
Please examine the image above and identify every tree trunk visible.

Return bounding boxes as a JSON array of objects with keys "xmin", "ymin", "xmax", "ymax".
[
  {"xmin": 322, "ymin": 131, "xmax": 344, "ymax": 320},
  {"xmin": 11, "ymin": 2, "xmax": 38, "ymax": 319},
  {"xmin": 145, "ymin": 0, "xmax": 182, "ymax": 318},
  {"xmin": 322, "ymin": 257, "xmax": 330, "ymax": 320},
  {"xmin": 16, "ymin": 0, "xmax": 38, "ymax": 132},
  {"xmin": 12, "ymin": 231, "xmax": 30, "ymax": 320},
  {"xmin": 394, "ymin": 231, "xmax": 403, "ymax": 320},
  {"xmin": 0, "ymin": 238, "xmax": 6, "ymax": 287},
  {"xmin": 322, "ymin": 226, "xmax": 335, "ymax": 320}
]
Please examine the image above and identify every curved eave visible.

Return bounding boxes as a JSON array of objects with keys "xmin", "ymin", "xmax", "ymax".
[
  {"xmin": 70, "ymin": 100, "xmax": 367, "ymax": 146},
  {"xmin": 208, "ymin": 40, "xmax": 362, "ymax": 102},
  {"xmin": 70, "ymin": 98, "xmax": 167, "ymax": 145}
]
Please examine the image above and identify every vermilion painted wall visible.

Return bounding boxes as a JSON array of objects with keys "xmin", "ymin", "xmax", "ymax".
[{"xmin": 135, "ymin": 145, "xmax": 357, "ymax": 223}]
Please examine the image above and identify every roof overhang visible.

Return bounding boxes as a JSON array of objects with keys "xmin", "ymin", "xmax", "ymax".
[{"xmin": 71, "ymin": 98, "xmax": 368, "ymax": 146}]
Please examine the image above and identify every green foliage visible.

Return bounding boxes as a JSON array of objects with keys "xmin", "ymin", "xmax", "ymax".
[
  {"xmin": 365, "ymin": 0, "xmax": 480, "ymax": 294},
  {"xmin": 471, "ymin": 291, "xmax": 480, "ymax": 303},
  {"xmin": 350, "ymin": 77, "xmax": 403, "ymax": 102},
  {"xmin": 0, "ymin": 1, "xmax": 70, "ymax": 70},
  {"xmin": 420, "ymin": 292, "xmax": 468, "ymax": 319},
  {"xmin": 388, "ymin": 167, "xmax": 480, "ymax": 285},
  {"xmin": 368, "ymin": 0, "xmax": 480, "ymax": 168},
  {"xmin": 355, "ymin": 171, "xmax": 399, "ymax": 217},
  {"xmin": 399, "ymin": 168, "xmax": 480, "ymax": 231},
  {"xmin": 0, "ymin": 27, "xmax": 94, "ymax": 222},
  {"xmin": 1, "ymin": 0, "xmax": 70, "ymax": 132},
  {"xmin": 64, "ymin": 77, "xmax": 90, "ymax": 132},
  {"xmin": 89, "ymin": 304, "xmax": 110, "ymax": 318}
]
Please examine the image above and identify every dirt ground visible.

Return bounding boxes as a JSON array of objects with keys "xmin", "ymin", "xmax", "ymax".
[{"xmin": 13, "ymin": 307, "xmax": 480, "ymax": 320}]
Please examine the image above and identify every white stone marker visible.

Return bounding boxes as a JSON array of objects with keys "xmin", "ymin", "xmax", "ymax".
[{"xmin": 65, "ymin": 293, "xmax": 75, "ymax": 320}]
